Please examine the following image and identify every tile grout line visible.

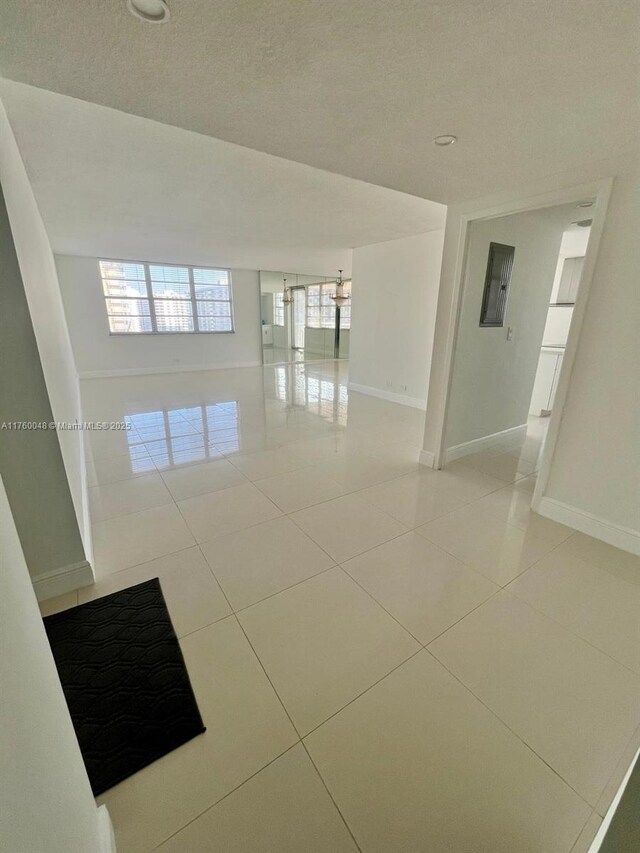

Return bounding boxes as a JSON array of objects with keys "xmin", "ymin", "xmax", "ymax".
[
  {"xmin": 421, "ymin": 643, "xmax": 596, "ymax": 811},
  {"xmin": 300, "ymin": 740, "xmax": 365, "ymax": 853},
  {"xmin": 300, "ymin": 647, "xmax": 425, "ymax": 741},
  {"xmin": 150, "ymin": 742, "xmax": 303, "ymax": 850}
]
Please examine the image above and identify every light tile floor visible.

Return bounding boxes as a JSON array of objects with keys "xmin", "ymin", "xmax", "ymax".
[{"xmin": 42, "ymin": 361, "xmax": 640, "ymax": 852}]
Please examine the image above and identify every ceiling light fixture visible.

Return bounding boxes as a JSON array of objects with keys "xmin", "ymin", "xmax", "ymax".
[
  {"xmin": 433, "ymin": 134, "xmax": 457, "ymax": 147},
  {"xmin": 330, "ymin": 270, "xmax": 350, "ymax": 307},
  {"xmin": 281, "ymin": 277, "xmax": 293, "ymax": 305},
  {"xmin": 126, "ymin": 0, "xmax": 170, "ymax": 24}
]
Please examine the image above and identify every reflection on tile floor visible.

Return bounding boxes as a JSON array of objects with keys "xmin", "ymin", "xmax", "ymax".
[{"xmin": 44, "ymin": 361, "xmax": 640, "ymax": 852}]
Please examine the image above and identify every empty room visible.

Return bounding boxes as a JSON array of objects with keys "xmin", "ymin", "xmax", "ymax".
[{"xmin": 1, "ymin": 2, "xmax": 638, "ymax": 853}]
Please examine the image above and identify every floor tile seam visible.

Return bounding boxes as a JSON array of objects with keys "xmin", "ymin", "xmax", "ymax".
[
  {"xmin": 88, "ymin": 542, "xmax": 198, "ymax": 581},
  {"xmin": 414, "ymin": 517, "xmax": 573, "ymax": 586},
  {"xmin": 285, "ymin": 508, "xmax": 412, "ymax": 564},
  {"xmin": 199, "ymin": 550, "xmax": 339, "ymax": 619},
  {"xmin": 337, "ymin": 564, "xmax": 433, "ymax": 648},
  {"xmin": 501, "ymin": 582, "xmax": 640, "ymax": 679},
  {"xmin": 350, "ymin": 483, "xmax": 475, "ymax": 528},
  {"xmin": 88, "ymin": 488, "xmax": 175, "ymax": 524},
  {"xmin": 421, "ymin": 644, "xmax": 602, "ymax": 811},
  {"xmin": 158, "ymin": 465, "xmax": 253, "ymax": 503},
  {"xmin": 149, "ymin": 741, "xmax": 302, "ymax": 851},
  {"xmin": 175, "ymin": 488, "xmax": 285, "ymax": 546},
  {"xmin": 250, "ymin": 477, "xmax": 350, "ymax": 513},
  {"xmin": 299, "ymin": 647, "xmax": 426, "ymax": 743},
  {"xmin": 300, "ymin": 740, "xmax": 365, "ymax": 853},
  {"xmin": 231, "ymin": 612, "xmax": 303, "ymax": 740}
]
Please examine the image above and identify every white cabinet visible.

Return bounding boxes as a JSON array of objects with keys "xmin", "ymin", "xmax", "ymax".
[
  {"xmin": 262, "ymin": 324, "xmax": 273, "ymax": 346},
  {"xmin": 530, "ymin": 348, "xmax": 564, "ymax": 415}
]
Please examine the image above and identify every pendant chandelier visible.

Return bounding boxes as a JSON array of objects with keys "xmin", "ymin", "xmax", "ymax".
[
  {"xmin": 281, "ymin": 276, "xmax": 293, "ymax": 305},
  {"xmin": 330, "ymin": 270, "xmax": 350, "ymax": 307}
]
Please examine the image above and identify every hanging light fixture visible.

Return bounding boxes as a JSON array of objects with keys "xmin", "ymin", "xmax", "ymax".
[
  {"xmin": 330, "ymin": 270, "xmax": 350, "ymax": 307},
  {"xmin": 281, "ymin": 276, "xmax": 293, "ymax": 305}
]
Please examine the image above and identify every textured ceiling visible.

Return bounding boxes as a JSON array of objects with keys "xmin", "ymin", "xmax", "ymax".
[
  {"xmin": 0, "ymin": 0, "xmax": 637, "ymax": 204},
  {"xmin": 0, "ymin": 81, "xmax": 445, "ymax": 273}
]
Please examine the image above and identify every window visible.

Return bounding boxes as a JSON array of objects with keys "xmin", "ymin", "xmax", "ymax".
[
  {"xmin": 273, "ymin": 292, "xmax": 285, "ymax": 326},
  {"xmin": 479, "ymin": 243, "xmax": 514, "ymax": 327},
  {"xmin": 306, "ymin": 281, "xmax": 351, "ymax": 329},
  {"xmin": 99, "ymin": 260, "xmax": 234, "ymax": 334},
  {"xmin": 339, "ymin": 281, "xmax": 351, "ymax": 330}
]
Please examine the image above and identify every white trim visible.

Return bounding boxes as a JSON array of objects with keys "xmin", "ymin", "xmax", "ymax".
[
  {"xmin": 445, "ymin": 423, "xmax": 528, "ymax": 463},
  {"xmin": 97, "ymin": 805, "xmax": 117, "ymax": 853},
  {"xmin": 431, "ymin": 177, "xmax": 613, "ymax": 472},
  {"xmin": 419, "ymin": 449, "xmax": 436, "ymax": 468},
  {"xmin": 587, "ymin": 747, "xmax": 640, "ymax": 853},
  {"xmin": 537, "ymin": 497, "xmax": 640, "ymax": 556},
  {"xmin": 79, "ymin": 361, "xmax": 262, "ymax": 379},
  {"xmin": 33, "ymin": 560, "xmax": 94, "ymax": 602},
  {"xmin": 348, "ymin": 382, "xmax": 426, "ymax": 410}
]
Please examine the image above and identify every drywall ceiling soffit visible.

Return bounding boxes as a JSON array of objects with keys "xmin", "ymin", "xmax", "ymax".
[
  {"xmin": 0, "ymin": 0, "xmax": 637, "ymax": 203},
  {"xmin": 0, "ymin": 81, "xmax": 445, "ymax": 272}
]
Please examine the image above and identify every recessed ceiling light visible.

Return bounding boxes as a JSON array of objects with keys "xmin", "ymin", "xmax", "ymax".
[
  {"xmin": 576, "ymin": 200, "xmax": 594, "ymax": 208},
  {"xmin": 433, "ymin": 134, "xmax": 457, "ymax": 147},
  {"xmin": 126, "ymin": 0, "xmax": 170, "ymax": 23}
]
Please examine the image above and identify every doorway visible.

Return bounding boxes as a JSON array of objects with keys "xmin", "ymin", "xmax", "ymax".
[
  {"xmin": 430, "ymin": 179, "xmax": 610, "ymax": 517},
  {"xmin": 258, "ymin": 270, "xmax": 351, "ymax": 365}
]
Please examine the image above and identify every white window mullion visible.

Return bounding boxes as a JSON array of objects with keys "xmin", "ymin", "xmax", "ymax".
[
  {"xmin": 144, "ymin": 263, "xmax": 158, "ymax": 332},
  {"xmin": 189, "ymin": 266, "xmax": 200, "ymax": 332}
]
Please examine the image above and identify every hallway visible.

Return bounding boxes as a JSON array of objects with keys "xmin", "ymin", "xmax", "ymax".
[{"xmin": 42, "ymin": 361, "xmax": 640, "ymax": 853}]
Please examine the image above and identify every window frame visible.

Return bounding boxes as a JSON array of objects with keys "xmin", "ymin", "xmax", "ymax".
[
  {"xmin": 273, "ymin": 291, "xmax": 285, "ymax": 326},
  {"xmin": 306, "ymin": 281, "xmax": 351, "ymax": 330},
  {"xmin": 99, "ymin": 258, "xmax": 235, "ymax": 336}
]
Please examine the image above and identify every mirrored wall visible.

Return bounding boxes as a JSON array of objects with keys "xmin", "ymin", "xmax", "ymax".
[{"xmin": 259, "ymin": 271, "xmax": 351, "ymax": 365}]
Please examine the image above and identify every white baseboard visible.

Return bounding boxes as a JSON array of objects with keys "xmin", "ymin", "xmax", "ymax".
[
  {"xmin": 97, "ymin": 806, "xmax": 117, "ymax": 853},
  {"xmin": 33, "ymin": 560, "xmax": 94, "ymax": 602},
  {"xmin": 537, "ymin": 497, "xmax": 640, "ymax": 556},
  {"xmin": 419, "ymin": 449, "xmax": 436, "ymax": 468},
  {"xmin": 348, "ymin": 382, "xmax": 426, "ymax": 410},
  {"xmin": 79, "ymin": 361, "xmax": 262, "ymax": 379},
  {"xmin": 445, "ymin": 423, "xmax": 528, "ymax": 463}
]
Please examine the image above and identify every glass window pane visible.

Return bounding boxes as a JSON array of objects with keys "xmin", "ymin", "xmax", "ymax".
[
  {"xmin": 194, "ymin": 284, "xmax": 229, "ymax": 300},
  {"xmin": 99, "ymin": 261, "xmax": 145, "ymax": 281},
  {"xmin": 105, "ymin": 297, "xmax": 150, "ymax": 316},
  {"xmin": 197, "ymin": 300, "xmax": 231, "ymax": 318},
  {"xmin": 154, "ymin": 299, "xmax": 194, "ymax": 332},
  {"xmin": 198, "ymin": 315, "xmax": 233, "ymax": 332},
  {"xmin": 149, "ymin": 265, "xmax": 190, "ymax": 299},
  {"xmin": 148, "ymin": 265, "xmax": 189, "ymax": 283},
  {"xmin": 156, "ymin": 316, "xmax": 195, "ymax": 332},
  {"xmin": 193, "ymin": 268, "xmax": 229, "ymax": 285},
  {"xmin": 100, "ymin": 260, "xmax": 234, "ymax": 335},
  {"xmin": 102, "ymin": 278, "xmax": 147, "ymax": 297},
  {"xmin": 107, "ymin": 314, "xmax": 152, "ymax": 334}
]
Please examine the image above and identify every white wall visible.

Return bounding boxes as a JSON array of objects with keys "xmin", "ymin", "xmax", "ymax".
[
  {"xmin": 56, "ymin": 255, "xmax": 262, "ymax": 377},
  {"xmin": 549, "ymin": 225, "xmax": 591, "ymax": 303},
  {"xmin": 0, "ymin": 477, "xmax": 113, "ymax": 853},
  {"xmin": 446, "ymin": 205, "xmax": 569, "ymax": 449},
  {"xmin": 545, "ymin": 163, "xmax": 640, "ymax": 536},
  {"xmin": 423, "ymin": 153, "xmax": 640, "ymax": 550},
  {"xmin": 0, "ymin": 100, "xmax": 92, "ymax": 566},
  {"xmin": 349, "ymin": 230, "xmax": 445, "ymax": 408}
]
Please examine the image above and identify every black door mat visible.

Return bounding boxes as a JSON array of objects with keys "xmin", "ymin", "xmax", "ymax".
[{"xmin": 44, "ymin": 577, "xmax": 206, "ymax": 796}]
